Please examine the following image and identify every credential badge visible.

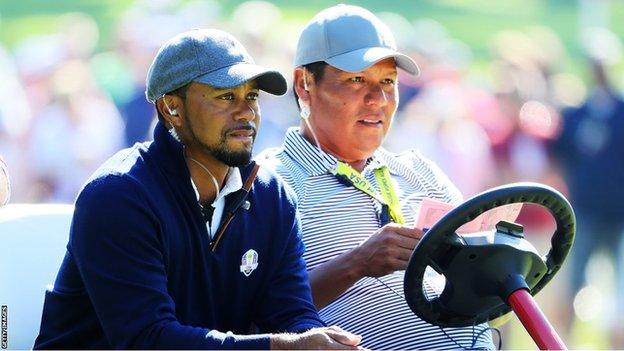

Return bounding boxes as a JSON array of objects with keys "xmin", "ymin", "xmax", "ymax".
[{"xmin": 240, "ymin": 249, "xmax": 259, "ymax": 277}]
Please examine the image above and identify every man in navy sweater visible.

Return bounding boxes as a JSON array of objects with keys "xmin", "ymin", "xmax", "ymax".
[{"xmin": 34, "ymin": 29, "xmax": 361, "ymax": 350}]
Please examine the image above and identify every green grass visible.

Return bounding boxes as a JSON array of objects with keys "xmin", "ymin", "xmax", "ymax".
[
  {"xmin": 0, "ymin": 0, "xmax": 128, "ymax": 48},
  {"xmin": 2, "ymin": 0, "xmax": 623, "ymax": 67}
]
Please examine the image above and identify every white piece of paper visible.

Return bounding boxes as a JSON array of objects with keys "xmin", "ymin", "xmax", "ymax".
[{"xmin": 414, "ymin": 198, "xmax": 522, "ymax": 234}]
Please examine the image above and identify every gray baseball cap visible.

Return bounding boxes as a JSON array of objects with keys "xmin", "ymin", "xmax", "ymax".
[
  {"xmin": 294, "ymin": 4, "xmax": 419, "ymax": 75},
  {"xmin": 146, "ymin": 28, "xmax": 287, "ymax": 103}
]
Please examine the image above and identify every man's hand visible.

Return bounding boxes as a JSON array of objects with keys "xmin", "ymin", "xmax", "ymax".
[
  {"xmin": 270, "ymin": 326, "xmax": 362, "ymax": 350},
  {"xmin": 351, "ymin": 223, "xmax": 423, "ymax": 277},
  {"xmin": 307, "ymin": 223, "xmax": 423, "ymax": 309}
]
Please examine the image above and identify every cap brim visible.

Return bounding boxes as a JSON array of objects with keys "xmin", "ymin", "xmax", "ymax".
[
  {"xmin": 194, "ymin": 63, "xmax": 287, "ymax": 95},
  {"xmin": 326, "ymin": 47, "xmax": 419, "ymax": 75}
]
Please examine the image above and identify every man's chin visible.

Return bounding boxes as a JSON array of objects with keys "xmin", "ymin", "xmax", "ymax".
[
  {"xmin": 202, "ymin": 140, "xmax": 254, "ymax": 167},
  {"xmin": 217, "ymin": 150, "xmax": 253, "ymax": 167},
  {"xmin": 226, "ymin": 138, "xmax": 254, "ymax": 151}
]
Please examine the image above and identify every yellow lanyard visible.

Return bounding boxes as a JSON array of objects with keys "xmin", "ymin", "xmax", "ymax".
[{"xmin": 331, "ymin": 161, "xmax": 405, "ymax": 225}]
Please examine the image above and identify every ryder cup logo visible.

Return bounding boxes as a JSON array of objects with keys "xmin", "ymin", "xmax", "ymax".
[{"xmin": 240, "ymin": 249, "xmax": 258, "ymax": 277}]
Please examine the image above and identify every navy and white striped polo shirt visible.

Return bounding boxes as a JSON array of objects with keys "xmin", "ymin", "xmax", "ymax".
[{"xmin": 258, "ymin": 128, "xmax": 494, "ymax": 350}]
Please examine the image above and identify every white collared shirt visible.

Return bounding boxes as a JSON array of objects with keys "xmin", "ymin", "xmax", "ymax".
[
  {"xmin": 190, "ymin": 167, "xmax": 242, "ymax": 238},
  {"xmin": 258, "ymin": 127, "xmax": 494, "ymax": 350}
]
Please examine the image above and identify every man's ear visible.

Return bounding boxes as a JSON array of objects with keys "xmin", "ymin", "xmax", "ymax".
[
  {"xmin": 156, "ymin": 96, "xmax": 183, "ymax": 128},
  {"xmin": 294, "ymin": 68, "xmax": 311, "ymax": 105}
]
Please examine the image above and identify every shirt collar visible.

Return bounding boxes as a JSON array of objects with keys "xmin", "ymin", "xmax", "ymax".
[
  {"xmin": 190, "ymin": 166, "xmax": 243, "ymax": 207},
  {"xmin": 151, "ymin": 121, "xmax": 188, "ymax": 177},
  {"xmin": 282, "ymin": 127, "xmax": 387, "ymax": 176}
]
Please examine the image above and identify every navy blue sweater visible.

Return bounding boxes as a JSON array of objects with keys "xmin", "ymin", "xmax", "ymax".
[{"xmin": 34, "ymin": 122, "xmax": 324, "ymax": 349}]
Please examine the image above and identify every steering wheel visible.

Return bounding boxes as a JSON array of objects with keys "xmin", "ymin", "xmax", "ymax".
[{"xmin": 404, "ymin": 182, "xmax": 575, "ymax": 327}]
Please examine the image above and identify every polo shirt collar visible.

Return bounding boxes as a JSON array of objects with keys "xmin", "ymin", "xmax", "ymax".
[
  {"xmin": 190, "ymin": 166, "xmax": 243, "ymax": 207},
  {"xmin": 282, "ymin": 127, "xmax": 387, "ymax": 176}
]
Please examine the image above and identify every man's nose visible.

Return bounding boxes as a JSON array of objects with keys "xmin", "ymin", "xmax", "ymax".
[
  {"xmin": 364, "ymin": 84, "xmax": 389, "ymax": 106},
  {"xmin": 234, "ymin": 102, "xmax": 258, "ymax": 121}
]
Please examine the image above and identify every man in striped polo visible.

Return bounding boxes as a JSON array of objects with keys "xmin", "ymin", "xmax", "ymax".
[{"xmin": 259, "ymin": 5, "xmax": 495, "ymax": 350}]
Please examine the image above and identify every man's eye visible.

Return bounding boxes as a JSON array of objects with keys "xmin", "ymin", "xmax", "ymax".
[
  {"xmin": 382, "ymin": 78, "xmax": 395, "ymax": 85},
  {"xmin": 247, "ymin": 92, "xmax": 259, "ymax": 101},
  {"xmin": 218, "ymin": 93, "xmax": 235, "ymax": 100},
  {"xmin": 349, "ymin": 76, "xmax": 364, "ymax": 83}
]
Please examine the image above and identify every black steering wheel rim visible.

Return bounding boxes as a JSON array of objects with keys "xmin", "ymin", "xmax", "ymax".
[{"xmin": 404, "ymin": 182, "xmax": 576, "ymax": 327}]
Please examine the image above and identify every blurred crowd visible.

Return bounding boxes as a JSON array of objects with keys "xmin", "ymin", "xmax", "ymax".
[{"xmin": 1, "ymin": 0, "xmax": 624, "ymax": 348}]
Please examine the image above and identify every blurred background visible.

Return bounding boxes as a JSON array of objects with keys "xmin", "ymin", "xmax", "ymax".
[{"xmin": 1, "ymin": 0, "xmax": 623, "ymax": 348}]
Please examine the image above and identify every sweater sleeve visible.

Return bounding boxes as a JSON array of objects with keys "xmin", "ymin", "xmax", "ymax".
[
  {"xmin": 252, "ymin": 190, "xmax": 325, "ymax": 333},
  {"xmin": 70, "ymin": 175, "xmax": 270, "ymax": 349}
]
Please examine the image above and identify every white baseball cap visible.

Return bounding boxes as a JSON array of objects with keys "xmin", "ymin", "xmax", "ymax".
[{"xmin": 294, "ymin": 4, "xmax": 419, "ymax": 75}]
